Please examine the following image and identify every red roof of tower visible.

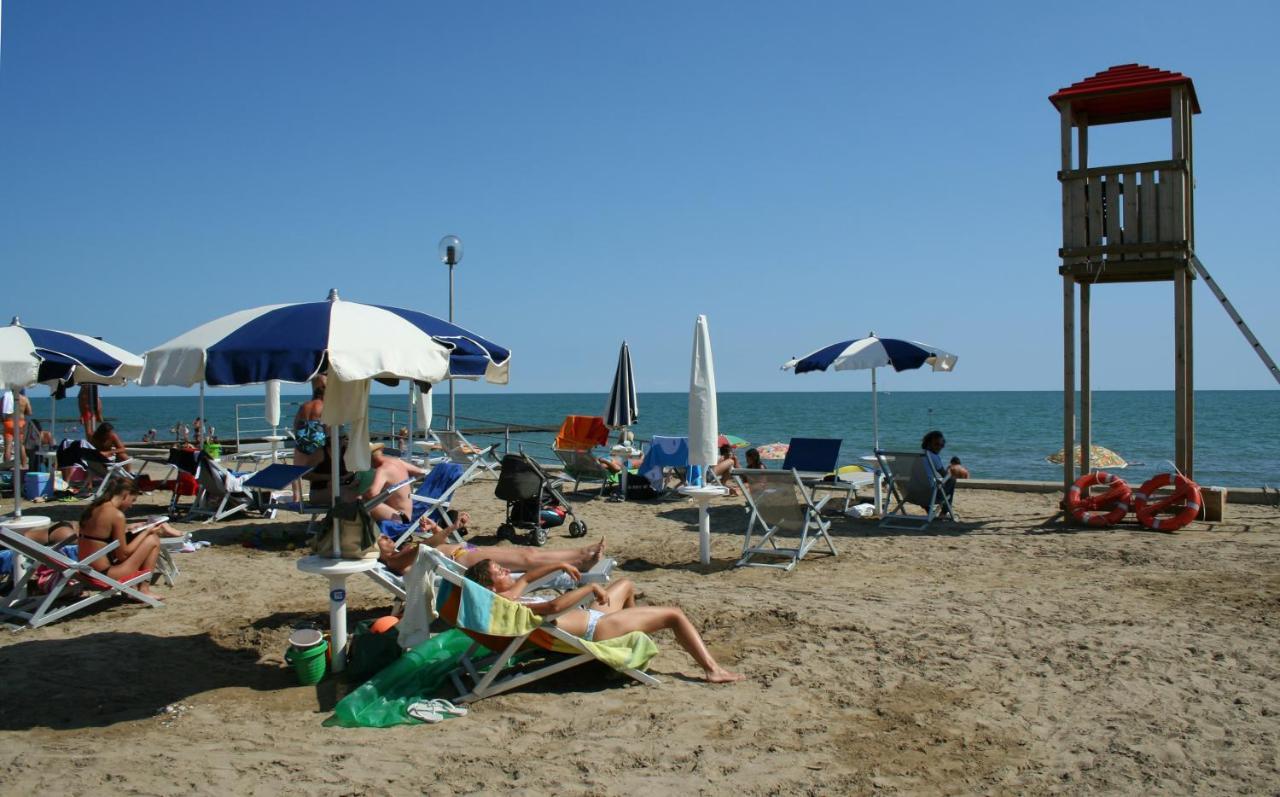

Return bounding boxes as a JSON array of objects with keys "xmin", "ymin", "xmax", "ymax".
[{"xmin": 1049, "ymin": 64, "xmax": 1200, "ymax": 125}]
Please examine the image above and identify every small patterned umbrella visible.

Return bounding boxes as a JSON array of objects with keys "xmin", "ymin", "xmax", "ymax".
[
  {"xmin": 1046, "ymin": 444, "xmax": 1127, "ymax": 469},
  {"xmin": 754, "ymin": 442, "xmax": 790, "ymax": 460},
  {"xmin": 718, "ymin": 434, "xmax": 750, "ymax": 449}
]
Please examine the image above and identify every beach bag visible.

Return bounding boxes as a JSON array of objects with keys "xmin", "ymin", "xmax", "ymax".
[
  {"xmin": 345, "ymin": 619, "xmax": 403, "ymax": 684},
  {"xmin": 296, "ymin": 420, "xmax": 327, "ymax": 454},
  {"xmin": 311, "ymin": 499, "xmax": 380, "ymax": 559}
]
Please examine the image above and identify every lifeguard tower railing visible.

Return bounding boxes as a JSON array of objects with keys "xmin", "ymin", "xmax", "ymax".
[{"xmin": 1059, "ymin": 158, "xmax": 1191, "ymax": 282}]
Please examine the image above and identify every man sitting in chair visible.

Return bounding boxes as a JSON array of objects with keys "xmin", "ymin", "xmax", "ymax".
[{"xmin": 360, "ymin": 442, "xmax": 428, "ymax": 524}]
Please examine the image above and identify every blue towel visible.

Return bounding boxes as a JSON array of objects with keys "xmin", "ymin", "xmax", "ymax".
[{"xmin": 638, "ymin": 435, "xmax": 688, "ymax": 490}]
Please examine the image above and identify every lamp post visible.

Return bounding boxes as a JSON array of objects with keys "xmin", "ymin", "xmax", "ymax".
[{"xmin": 438, "ymin": 234, "xmax": 463, "ymax": 431}]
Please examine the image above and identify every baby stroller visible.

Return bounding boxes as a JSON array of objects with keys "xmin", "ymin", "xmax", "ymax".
[{"xmin": 494, "ymin": 452, "xmax": 587, "ymax": 546}]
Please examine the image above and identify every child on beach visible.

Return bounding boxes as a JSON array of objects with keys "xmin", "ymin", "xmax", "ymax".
[{"xmin": 465, "ymin": 558, "xmax": 746, "ymax": 684}]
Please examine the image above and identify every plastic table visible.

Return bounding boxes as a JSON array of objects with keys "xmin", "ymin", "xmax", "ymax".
[
  {"xmin": 677, "ymin": 485, "xmax": 728, "ymax": 565},
  {"xmin": 295, "ymin": 555, "xmax": 380, "ymax": 673}
]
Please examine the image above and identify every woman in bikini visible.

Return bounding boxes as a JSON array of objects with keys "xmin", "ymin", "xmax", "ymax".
[
  {"xmin": 77, "ymin": 479, "xmax": 167, "ymax": 596},
  {"xmin": 465, "ymin": 559, "xmax": 745, "ymax": 684}
]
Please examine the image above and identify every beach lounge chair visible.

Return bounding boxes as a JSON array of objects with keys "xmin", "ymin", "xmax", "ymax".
[
  {"xmin": 551, "ymin": 415, "xmax": 614, "ymax": 496},
  {"xmin": 874, "ymin": 450, "xmax": 957, "ymax": 530},
  {"xmin": 240, "ymin": 463, "xmax": 315, "ymax": 519},
  {"xmin": 189, "ymin": 453, "xmax": 260, "ymax": 523},
  {"xmin": 781, "ymin": 437, "xmax": 843, "ymax": 475},
  {"xmin": 0, "ymin": 526, "xmax": 162, "ymax": 628},
  {"xmin": 730, "ymin": 467, "xmax": 837, "ymax": 572},
  {"xmin": 54, "ymin": 439, "xmax": 136, "ymax": 498},
  {"xmin": 430, "ymin": 430, "xmax": 500, "ymax": 474},
  {"xmin": 383, "ymin": 460, "xmax": 485, "ymax": 547},
  {"xmin": 424, "ymin": 547, "xmax": 658, "ymax": 703}
]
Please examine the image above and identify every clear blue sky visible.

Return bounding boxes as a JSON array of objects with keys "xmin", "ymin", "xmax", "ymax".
[{"xmin": 3, "ymin": 1, "xmax": 1278, "ymax": 397}]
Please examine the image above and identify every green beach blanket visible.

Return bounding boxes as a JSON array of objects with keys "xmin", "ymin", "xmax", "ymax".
[{"xmin": 448, "ymin": 579, "xmax": 658, "ymax": 673}]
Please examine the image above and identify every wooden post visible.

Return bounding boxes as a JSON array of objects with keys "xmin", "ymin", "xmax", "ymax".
[
  {"xmin": 1174, "ymin": 267, "xmax": 1188, "ymax": 474},
  {"xmin": 1185, "ymin": 266, "xmax": 1194, "ymax": 479},
  {"xmin": 1063, "ymin": 275, "xmax": 1076, "ymax": 493},
  {"xmin": 1080, "ymin": 283, "xmax": 1091, "ymax": 474}
]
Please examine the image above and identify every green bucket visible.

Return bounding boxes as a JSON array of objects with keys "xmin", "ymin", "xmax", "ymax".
[{"xmin": 285, "ymin": 640, "xmax": 328, "ymax": 685}]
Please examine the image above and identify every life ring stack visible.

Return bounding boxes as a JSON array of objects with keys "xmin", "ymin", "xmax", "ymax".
[
  {"xmin": 1133, "ymin": 473, "xmax": 1202, "ymax": 532},
  {"xmin": 1065, "ymin": 471, "xmax": 1132, "ymax": 527}
]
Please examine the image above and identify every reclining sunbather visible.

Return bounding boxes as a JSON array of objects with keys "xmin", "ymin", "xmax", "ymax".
[
  {"xmin": 377, "ymin": 513, "xmax": 606, "ymax": 576},
  {"xmin": 466, "ymin": 559, "xmax": 745, "ymax": 684},
  {"xmin": 361, "ymin": 443, "xmax": 428, "ymax": 523}
]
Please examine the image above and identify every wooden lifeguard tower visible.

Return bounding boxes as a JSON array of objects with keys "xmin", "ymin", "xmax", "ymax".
[{"xmin": 1051, "ymin": 64, "xmax": 1201, "ymax": 490}]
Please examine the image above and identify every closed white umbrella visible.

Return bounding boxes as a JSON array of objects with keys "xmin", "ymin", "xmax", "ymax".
[
  {"xmin": 689, "ymin": 316, "xmax": 719, "ymax": 471},
  {"xmin": 264, "ymin": 380, "xmax": 281, "ymax": 428},
  {"xmin": 682, "ymin": 315, "xmax": 723, "ymax": 565}
]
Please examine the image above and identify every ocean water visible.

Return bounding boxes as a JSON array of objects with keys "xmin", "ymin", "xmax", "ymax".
[{"xmin": 26, "ymin": 390, "xmax": 1279, "ymax": 488}]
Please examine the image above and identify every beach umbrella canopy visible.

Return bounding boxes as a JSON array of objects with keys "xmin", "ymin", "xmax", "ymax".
[
  {"xmin": 688, "ymin": 316, "xmax": 719, "ymax": 469},
  {"xmin": 1047, "ymin": 444, "xmax": 1127, "ymax": 469},
  {"xmin": 603, "ymin": 341, "xmax": 638, "ymax": 429},
  {"xmin": 783, "ymin": 333, "xmax": 957, "ymax": 451},
  {"xmin": 1, "ymin": 318, "xmax": 144, "ymax": 519},
  {"xmin": 718, "ymin": 434, "xmax": 750, "ymax": 449},
  {"xmin": 141, "ymin": 289, "xmax": 506, "ymax": 388},
  {"xmin": 1, "ymin": 317, "xmax": 143, "ymax": 388},
  {"xmin": 755, "ymin": 442, "xmax": 790, "ymax": 460}
]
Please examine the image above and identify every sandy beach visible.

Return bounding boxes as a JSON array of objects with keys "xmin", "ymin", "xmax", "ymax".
[{"xmin": 2, "ymin": 479, "xmax": 1279, "ymax": 795}]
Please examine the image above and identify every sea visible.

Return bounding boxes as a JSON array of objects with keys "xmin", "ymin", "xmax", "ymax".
[{"xmin": 25, "ymin": 390, "xmax": 1279, "ymax": 489}]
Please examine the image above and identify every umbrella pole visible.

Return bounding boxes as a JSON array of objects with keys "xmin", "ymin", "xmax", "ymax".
[
  {"xmin": 871, "ymin": 367, "xmax": 879, "ymax": 452},
  {"xmin": 198, "ymin": 381, "xmax": 205, "ymax": 445},
  {"xmin": 329, "ymin": 424, "xmax": 340, "ymax": 557}
]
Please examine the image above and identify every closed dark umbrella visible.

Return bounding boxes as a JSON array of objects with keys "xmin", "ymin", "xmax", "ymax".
[{"xmin": 604, "ymin": 341, "xmax": 638, "ymax": 430}]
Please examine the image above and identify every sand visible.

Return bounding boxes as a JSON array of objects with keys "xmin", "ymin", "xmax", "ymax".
[{"xmin": 2, "ymin": 480, "xmax": 1279, "ymax": 795}]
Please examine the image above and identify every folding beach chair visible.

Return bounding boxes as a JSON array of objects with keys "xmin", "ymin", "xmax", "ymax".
[
  {"xmin": 424, "ymin": 548, "xmax": 658, "ymax": 704},
  {"xmin": 0, "ymin": 526, "xmax": 162, "ymax": 628},
  {"xmin": 730, "ymin": 467, "xmax": 837, "ymax": 571},
  {"xmin": 637, "ymin": 435, "xmax": 688, "ymax": 492},
  {"xmin": 431, "ymin": 430, "xmax": 500, "ymax": 475},
  {"xmin": 781, "ymin": 437, "xmax": 843, "ymax": 475},
  {"xmin": 551, "ymin": 415, "xmax": 614, "ymax": 496},
  {"xmin": 54, "ymin": 439, "xmax": 136, "ymax": 498},
  {"xmin": 384, "ymin": 460, "xmax": 485, "ymax": 546},
  {"xmin": 189, "ymin": 452, "xmax": 258, "ymax": 523},
  {"xmin": 240, "ymin": 463, "xmax": 315, "ymax": 520},
  {"xmin": 874, "ymin": 450, "xmax": 957, "ymax": 530}
]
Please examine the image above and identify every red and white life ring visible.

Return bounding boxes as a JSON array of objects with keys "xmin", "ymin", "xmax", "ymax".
[
  {"xmin": 1133, "ymin": 473, "xmax": 1202, "ymax": 532},
  {"xmin": 1065, "ymin": 471, "xmax": 1132, "ymax": 527}
]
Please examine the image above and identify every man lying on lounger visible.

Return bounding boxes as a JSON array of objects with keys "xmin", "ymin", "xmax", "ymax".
[{"xmin": 376, "ymin": 512, "xmax": 607, "ymax": 577}]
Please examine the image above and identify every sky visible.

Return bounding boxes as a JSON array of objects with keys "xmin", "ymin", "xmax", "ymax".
[{"xmin": 2, "ymin": 1, "xmax": 1278, "ymax": 397}]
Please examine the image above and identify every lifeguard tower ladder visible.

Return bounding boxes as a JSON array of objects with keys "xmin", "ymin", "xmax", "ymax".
[{"xmin": 1052, "ymin": 64, "xmax": 1278, "ymax": 492}]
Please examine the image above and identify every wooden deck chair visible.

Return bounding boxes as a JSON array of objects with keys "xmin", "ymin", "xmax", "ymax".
[
  {"xmin": 875, "ymin": 450, "xmax": 957, "ymax": 530},
  {"xmin": 423, "ymin": 548, "xmax": 658, "ymax": 704},
  {"xmin": 0, "ymin": 527, "xmax": 162, "ymax": 628},
  {"xmin": 730, "ymin": 467, "xmax": 837, "ymax": 572},
  {"xmin": 431, "ymin": 430, "xmax": 500, "ymax": 474}
]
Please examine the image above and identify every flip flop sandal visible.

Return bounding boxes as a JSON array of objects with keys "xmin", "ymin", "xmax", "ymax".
[
  {"xmin": 422, "ymin": 699, "xmax": 468, "ymax": 718},
  {"xmin": 405, "ymin": 702, "xmax": 444, "ymax": 723}
]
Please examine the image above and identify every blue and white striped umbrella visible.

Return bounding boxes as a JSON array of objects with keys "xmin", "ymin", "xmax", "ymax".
[
  {"xmin": 783, "ymin": 334, "xmax": 957, "ymax": 450},
  {"xmin": 0, "ymin": 317, "xmax": 143, "ymax": 389},
  {"xmin": 604, "ymin": 341, "xmax": 638, "ymax": 430},
  {"xmin": 141, "ymin": 290, "xmax": 509, "ymax": 388},
  {"xmin": 1, "ymin": 318, "xmax": 143, "ymax": 518}
]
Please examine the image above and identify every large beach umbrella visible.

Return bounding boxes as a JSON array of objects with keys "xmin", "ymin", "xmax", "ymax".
[
  {"xmin": 1, "ymin": 318, "xmax": 144, "ymax": 518},
  {"xmin": 782, "ymin": 333, "xmax": 957, "ymax": 451}
]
